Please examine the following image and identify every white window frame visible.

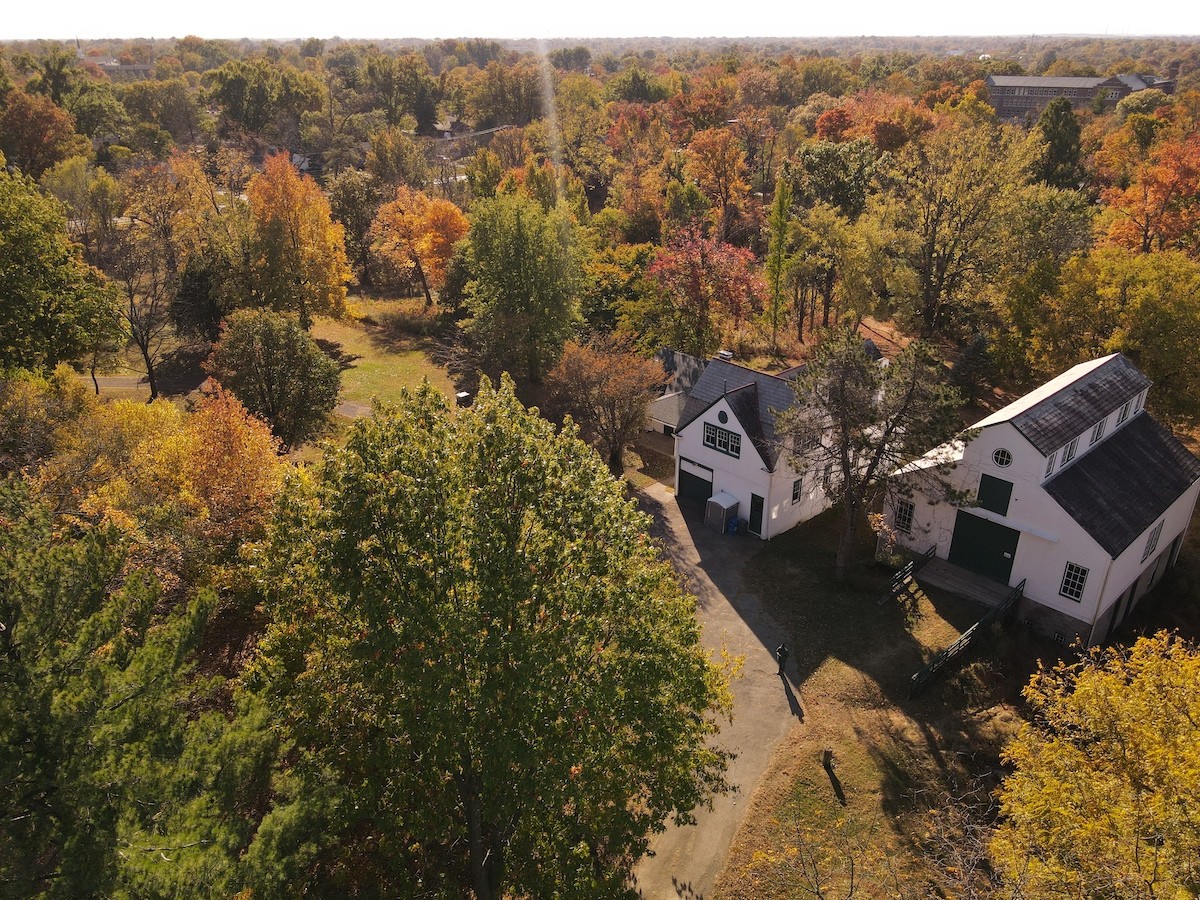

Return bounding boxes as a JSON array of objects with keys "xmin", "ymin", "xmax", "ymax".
[
  {"xmin": 1060, "ymin": 562, "xmax": 1089, "ymax": 601},
  {"xmin": 791, "ymin": 477, "xmax": 802, "ymax": 505},
  {"xmin": 1044, "ymin": 451, "xmax": 1056, "ymax": 478},
  {"xmin": 1142, "ymin": 520, "xmax": 1164, "ymax": 562},
  {"xmin": 894, "ymin": 498, "xmax": 915, "ymax": 534},
  {"xmin": 703, "ymin": 422, "xmax": 741, "ymax": 459},
  {"xmin": 1116, "ymin": 399, "xmax": 1132, "ymax": 425},
  {"xmin": 1061, "ymin": 437, "xmax": 1079, "ymax": 466},
  {"xmin": 1090, "ymin": 418, "xmax": 1106, "ymax": 445}
]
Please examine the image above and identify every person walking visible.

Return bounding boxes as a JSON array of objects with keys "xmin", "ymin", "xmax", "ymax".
[{"xmin": 776, "ymin": 642, "xmax": 789, "ymax": 677}]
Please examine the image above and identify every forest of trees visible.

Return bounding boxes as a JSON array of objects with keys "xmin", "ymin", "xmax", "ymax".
[{"xmin": 2, "ymin": 31, "xmax": 1200, "ymax": 896}]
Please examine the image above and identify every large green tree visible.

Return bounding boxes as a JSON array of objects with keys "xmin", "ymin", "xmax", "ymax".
[
  {"xmin": 1033, "ymin": 97, "xmax": 1085, "ymax": 190},
  {"xmin": 206, "ymin": 309, "xmax": 340, "ymax": 450},
  {"xmin": 992, "ymin": 632, "xmax": 1200, "ymax": 897},
  {"xmin": 0, "ymin": 479, "xmax": 214, "ymax": 897},
  {"xmin": 779, "ymin": 327, "xmax": 963, "ymax": 580},
  {"xmin": 249, "ymin": 378, "xmax": 731, "ymax": 898},
  {"xmin": 0, "ymin": 166, "xmax": 117, "ymax": 370},
  {"xmin": 868, "ymin": 121, "xmax": 1039, "ymax": 337},
  {"xmin": 464, "ymin": 192, "xmax": 583, "ymax": 383}
]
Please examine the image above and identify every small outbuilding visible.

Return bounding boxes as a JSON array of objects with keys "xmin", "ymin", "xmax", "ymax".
[{"xmin": 704, "ymin": 491, "xmax": 740, "ymax": 534}]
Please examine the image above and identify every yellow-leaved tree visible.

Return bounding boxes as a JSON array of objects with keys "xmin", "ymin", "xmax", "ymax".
[
  {"xmin": 992, "ymin": 631, "xmax": 1200, "ymax": 897},
  {"xmin": 248, "ymin": 152, "xmax": 350, "ymax": 327}
]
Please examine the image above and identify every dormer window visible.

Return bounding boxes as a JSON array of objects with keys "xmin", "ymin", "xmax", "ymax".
[
  {"xmin": 1090, "ymin": 419, "xmax": 1106, "ymax": 445},
  {"xmin": 1116, "ymin": 399, "xmax": 1132, "ymax": 425},
  {"xmin": 1045, "ymin": 451, "xmax": 1056, "ymax": 478},
  {"xmin": 1135, "ymin": 390, "xmax": 1146, "ymax": 411},
  {"xmin": 1061, "ymin": 437, "xmax": 1079, "ymax": 466}
]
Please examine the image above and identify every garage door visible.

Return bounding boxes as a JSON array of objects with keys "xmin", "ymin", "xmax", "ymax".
[
  {"xmin": 677, "ymin": 457, "xmax": 713, "ymax": 502},
  {"xmin": 948, "ymin": 510, "xmax": 1019, "ymax": 584}
]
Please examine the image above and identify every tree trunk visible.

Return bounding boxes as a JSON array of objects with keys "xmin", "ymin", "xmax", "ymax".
[
  {"xmin": 834, "ymin": 500, "xmax": 860, "ymax": 582},
  {"xmin": 414, "ymin": 254, "xmax": 433, "ymax": 307},
  {"xmin": 456, "ymin": 755, "xmax": 496, "ymax": 900}
]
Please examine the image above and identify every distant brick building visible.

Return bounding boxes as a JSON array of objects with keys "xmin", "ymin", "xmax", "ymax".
[{"xmin": 985, "ymin": 74, "xmax": 1175, "ymax": 120}]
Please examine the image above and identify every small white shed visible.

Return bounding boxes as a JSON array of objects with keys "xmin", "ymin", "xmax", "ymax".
[{"xmin": 705, "ymin": 491, "xmax": 740, "ymax": 534}]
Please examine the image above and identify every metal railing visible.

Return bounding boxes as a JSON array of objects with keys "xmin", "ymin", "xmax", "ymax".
[
  {"xmin": 878, "ymin": 545, "xmax": 936, "ymax": 606},
  {"xmin": 908, "ymin": 578, "xmax": 1025, "ymax": 697}
]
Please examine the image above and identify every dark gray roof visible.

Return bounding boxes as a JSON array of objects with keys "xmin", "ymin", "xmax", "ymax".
[
  {"xmin": 986, "ymin": 75, "xmax": 1105, "ymax": 89},
  {"xmin": 648, "ymin": 391, "xmax": 689, "ymax": 429},
  {"xmin": 1009, "ymin": 355, "xmax": 1151, "ymax": 455},
  {"xmin": 653, "ymin": 349, "xmax": 708, "ymax": 395},
  {"xmin": 1044, "ymin": 413, "xmax": 1200, "ymax": 557},
  {"xmin": 677, "ymin": 359, "xmax": 798, "ymax": 470}
]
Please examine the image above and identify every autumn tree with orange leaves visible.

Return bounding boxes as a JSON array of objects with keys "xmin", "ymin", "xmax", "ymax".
[
  {"xmin": 370, "ymin": 186, "xmax": 469, "ymax": 305},
  {"xmin": 248, "ymin": 153, "xmax": 350, "ymax": 327},
  {"xmin": 1101, "ymin": 134, "xmax": 1200, "ymax": 257}
]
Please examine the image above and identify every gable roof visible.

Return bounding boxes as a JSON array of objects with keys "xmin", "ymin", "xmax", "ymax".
[
  {"xmin": 677, "ymin": 359, "xmax": 799, "ymax": 470},
  {"xmin": 973, "ymin": 354, "xmax": 1151, "ymax": 455},
  {"xmin": 1044, "ymin": 413, "xmax": 1200, "ymax": 557}
]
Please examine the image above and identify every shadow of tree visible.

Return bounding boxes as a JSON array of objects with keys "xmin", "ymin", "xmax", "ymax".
[
  {"xmin": 315, "ymin": 338, "xmax": 362, "ymax": 371},
  {"xmin": 156, "ymin": 344, "xmax": 209, "ymax": 395}
]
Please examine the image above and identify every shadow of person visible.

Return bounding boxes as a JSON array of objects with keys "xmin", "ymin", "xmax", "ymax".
[{"xmin": 780, "ymin": 675, "xmax": 804, "ymax": 720}]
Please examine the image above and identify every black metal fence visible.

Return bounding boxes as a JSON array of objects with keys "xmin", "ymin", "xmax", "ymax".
[{"xmin": 908, "ymin": 578, "xmax": 1026, "ymax": 698}]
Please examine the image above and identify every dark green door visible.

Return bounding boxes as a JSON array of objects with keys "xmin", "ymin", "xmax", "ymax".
[
  {"xmin": 948, "ymin": 510, "xmax": 1019, "ymax": 584},
  {"xmin": 749, "ymin": 493, "xmax": 764, "ymax": 536},
  {"xmin": 677, "ymin": 458, "xmax": 712, "ymax": 502}
]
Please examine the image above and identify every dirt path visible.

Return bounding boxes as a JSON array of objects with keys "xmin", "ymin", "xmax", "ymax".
[{"xmin": 631, "ymin": 481, "xmax": 801, "ymax": 900}]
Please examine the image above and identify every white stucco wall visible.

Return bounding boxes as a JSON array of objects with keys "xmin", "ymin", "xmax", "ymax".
[
  {"xmin": 675, "ymin": 396, "xmax": 832, "ymax": 539},
  {"xmin": 892, "ymin": 416, "xmax": 1200, "ymax": 634}
]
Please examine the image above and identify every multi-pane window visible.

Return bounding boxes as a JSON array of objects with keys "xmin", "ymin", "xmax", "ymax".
[
  {"xmin": 791, "ymin": 477, "xmax": 802, "ymax": 505},
  {"xmin": 1061, "ymin": 437, "xmax": 1079, "ymax": 465},
  {"xmin": 1116, "ymin": 399, "xmax": 1132, "ymax": 425},
  {"xmin": 1090, "ymin": 418, "xmax": 1106, "ymax": 445},
  {"xmin": 894, "ymin": 498, "xmax": 915, "ymax": 534},
  {"xmin": 703, "ymin": 422, "xmax": 741, "ymax": 458},
  {"xmin": 1135, "ymin": 390, "xmax": 1146, "ymax": 411},
  {"xmin": 1044, "ymin": 451, "xmax": 1056, "ymax": 478},
  {"xmin": 1059, "ymin": 562, "xmax": 1089, "ymax": 601},
  {"xmin": 1142, "ymin": 520, "xmax": 1164, "ymax": 562}
]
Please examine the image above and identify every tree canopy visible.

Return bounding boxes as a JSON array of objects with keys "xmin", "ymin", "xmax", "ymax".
[
  {"xmin": 993, "ymin": 632, "xmax": 1200, "ymax": 897},
  {"xmin": 0, "ymin": 167, "xmax": 117, "ymax": 371},
  {"xmin": 206, "ymin": 309, "xmax": 341, "ymax": 449},
  {"xmin": 250, "ymin": 377, "xmax": 731, "ymax": 897}
]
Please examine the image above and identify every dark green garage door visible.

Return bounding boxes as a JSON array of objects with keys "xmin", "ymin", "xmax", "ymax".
[
  {"xmin": 677, "ymin": 458, "xmax": 713, "ymax": 502},
  {"xmin": 948, "ymin": 510, "xmax": 1019, "ymax": 585}
]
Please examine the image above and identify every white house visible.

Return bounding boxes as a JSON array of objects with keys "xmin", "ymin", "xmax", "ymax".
[
  {"xmin": 673, "ymin": 358, "xmax": 833, "ymax": 539},
  {"xmin": 889, "ymin": 354, "xmax": 1200, "ymax": 645}
]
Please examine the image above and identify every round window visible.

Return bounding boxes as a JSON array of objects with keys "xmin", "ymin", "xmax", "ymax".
[
  {"xmin": 717, "ymin": 410, "xmax": 729, "ymax": 424},
  {"xmin": 993, "ymin": 448, "xmax": 1013, "ymax": 468}
]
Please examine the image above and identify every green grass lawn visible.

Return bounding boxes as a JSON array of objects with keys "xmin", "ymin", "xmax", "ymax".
[{"xmin": 311, "ymin": 297, "xmax": 456, "ymax": 411}]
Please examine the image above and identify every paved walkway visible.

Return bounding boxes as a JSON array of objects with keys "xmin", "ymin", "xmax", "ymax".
[{"xmin": 631, "ymin": 481, "xmax": 801, "ymax": 900}]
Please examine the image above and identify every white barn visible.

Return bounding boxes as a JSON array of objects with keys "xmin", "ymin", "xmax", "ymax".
[
  {"xmin": 673, "ymin": 359, "xmax": 834, "ymax": 539},
  {"xmin": 889, "ymin": 354, "xmax": 1200, "ymax": 645}
]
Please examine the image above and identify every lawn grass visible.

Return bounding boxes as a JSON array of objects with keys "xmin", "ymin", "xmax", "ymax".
[
  {"xmin": 311, "ymin": 296, "xmax": 455, "ymax": 410},
  {"xmin": 715, "ymin": 512, "xmax": 1050, "ymax": 897}
]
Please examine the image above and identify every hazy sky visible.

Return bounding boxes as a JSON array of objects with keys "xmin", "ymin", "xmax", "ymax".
[{"xmin": 5, "ymin": 0, "xmax": 1198, "ymax": 41}]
